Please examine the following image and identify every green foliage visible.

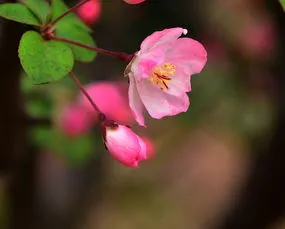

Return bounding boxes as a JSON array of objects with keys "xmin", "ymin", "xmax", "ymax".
[
  {"xmin": 19, "ymin": 31, "xmax": 74, "ymax": 84},
  {"xmin": 31, "ymin": 127, "xmax": 96, "ymax": 165},
  {"xmin": 55, "ymin": 21, "xmax": 97, "ymax": 62},
  {"xmin": 0, "ymin": 3, "xmax": 40, "ymax": 26},
  {"xmin": 280, "ymin": 0, "xmax": 285, "ymax": 11},
  {"xmin": 51, "ymin": 0, "xmax": 91, "ymax": 32},
  {"xmin": 178, "ymin": 65, "xmax": 273, "ymax": 141},
  {"xmin": 27, "ymin": 97, "xmax": 52, "ymax": 117},
  {"xmin": 21, "ymin": 0, "xmax": 50, "ymax": 24},
  {"xmin": 50, "ymin": 0, "xmax": 96, "ymax": 62},
  {"xmin": 0, "ymin": 0, "xmax": 97, "ymax": 72}
]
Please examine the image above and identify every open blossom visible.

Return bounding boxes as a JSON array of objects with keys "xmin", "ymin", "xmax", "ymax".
[
  {"xmin": 125, "ymin": 27, "xmax": 207, "ymax": 126},
  {"xmin": 123, "ymin": 0, "xmax": 146, "ymax": 4},
  {"xmin": 103, "ymin": 123, "xmax": 147, "ymax": 167},
  {"xmin": 77, "ymin": 0, "xmax": 101, "ymax": 25}
]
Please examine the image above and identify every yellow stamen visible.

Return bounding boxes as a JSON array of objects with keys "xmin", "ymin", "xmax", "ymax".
[{"xmin": 150, "ymin": 63, "xmax": 176, "ymax": 90}]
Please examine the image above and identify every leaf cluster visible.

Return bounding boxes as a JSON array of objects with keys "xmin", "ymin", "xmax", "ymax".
[{"xmin": 0, "ymin": 0, "xmax": 97, "ymax": 84}]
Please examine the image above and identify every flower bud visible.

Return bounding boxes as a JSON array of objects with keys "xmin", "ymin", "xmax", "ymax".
[
  {"xmin": 103, "ymin": 123, "xmax": 146, "ymax": 167},
  {"xmin": 58, "ymin": 103, "xmax": 94, "ymax": 136},
  {"xmin": 79, "ymin": 82, "xmax": 133, "ymax": 125},
  {"xmin": 123, "ymin": 0, "xmax": 146, "ymax": 4},
  {"xmin": 141, "ymin": 136, "xmax": 155, "ymax": 159},
  {"xmin": 77, "ymin": 0, "xmax": 101, "ymax": 25}
]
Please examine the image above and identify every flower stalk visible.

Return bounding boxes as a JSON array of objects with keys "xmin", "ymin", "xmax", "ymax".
[
  {"xmin": 49, "ymin": 0, "xmax": 91, "ymax": 26},
  {"xmin": 69, "ymin": 71, "xmax": 105, "ymax": 122},
  {"xmin": 51, "ymin": 35, "xmax": 133, "ymax": 62}
]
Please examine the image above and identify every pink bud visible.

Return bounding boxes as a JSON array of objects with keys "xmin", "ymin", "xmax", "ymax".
[
  {"xmin": 122, "ymin": 0, "xmax": 146, "ymax": 4},
  {"xmin": 77, "ymin": 0, "xmax": 101, "ymax": 25},
  {"xmin": 79, "ymin": 82, "xmax": 133, "ymax": 125},
  {"xmin": 58, "ymin": 104, "xmax": 94, "ymax": 136},
  {"xmin": 141, "ymin": 136, "xmax": 155, "ymax": 159},
  {"xmin": 103, "ymin": 124, "xmax": 146, "ymax": 167}
]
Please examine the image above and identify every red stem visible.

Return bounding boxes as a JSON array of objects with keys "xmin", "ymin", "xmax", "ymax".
[
  {"xmin": 69, "ymin": 72, "xmax": 105, "ymax": 121},
  {"xmin": 51, "ymin": 36, "xmax": 134, "ymax": 62},
  {"xmin": 49, "ymin": 0, "xmax": 91, "ymax": 26}
]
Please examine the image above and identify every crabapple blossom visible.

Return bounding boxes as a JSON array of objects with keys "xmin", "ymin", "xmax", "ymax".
[
  {"xmin": 125, "ymin": 27, "xmax": 207, "ymax": 126},
  {"xmin": 58, "ymin": 103, "xmax": 94, "ymax": 136},
  {"xmin": 77, "ymin": 0, "xmax": 101, "ymax": 25},
  {"xmin": 122, "ymin": 0, "xmax": 146, "ymax": 4},
  {"xmin": 79, "ymin": 82, "xmax": 133, "ymax": 125},
  {"xmin": 103, "ymin": 123, "xmax": 147, "ymax": 167}
]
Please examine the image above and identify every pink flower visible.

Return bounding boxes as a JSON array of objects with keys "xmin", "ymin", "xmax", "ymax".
[
  {"xmin": 77, "ymin": 0, "xmax": 101, "ymax": 25},
  {"xmin": 58, "ymin": 103, "xmax": 94, "ymax": 136},
  {"xmin": 125, "ymin": 28, "xmax": 207, "ymax": 126},
  {"xmin": 103, "ymin": 123, "xmax": 147, "ymax": 167},
  {"xmin": 122, "ymin": 0, "xmax": 146, "ymax": 4},
  {"xmin": 78, "ymin": 82, "xmax": 133, "ymax": 125},
  {"xmin": 141, "ymin": 136, "xmax": 155, "ymax": 159}
]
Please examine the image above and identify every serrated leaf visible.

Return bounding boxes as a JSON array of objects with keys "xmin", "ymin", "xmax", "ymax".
[
  {"xmin": 51, "ymin": 0, "xmax": 91, "ymax": 32},
  {"xmin": 21, "ymin": 0, "xmax": 50, "ymax": 23},
  {"xmin": 55, "ymin": 21, "xmax": 96, "ymax": 62},
  {"xmin": 280, "ymin": 0, "xmax": 285, "ymax": 11},
  {"xmin": 19, "ymin": 31, "xmax": 74, "ymax": 84},
  {"xmin": 0, "ymin": 3, "xmax": 40, "ymax": 26}
]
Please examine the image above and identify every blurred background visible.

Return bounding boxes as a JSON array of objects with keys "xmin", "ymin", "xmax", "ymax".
[{"xmin": 0, "ymin": 0, "xmax": 284, "ymax": 229}]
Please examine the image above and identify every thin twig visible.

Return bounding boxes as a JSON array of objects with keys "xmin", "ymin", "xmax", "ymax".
[
  {"xmin": 49, "ymin": 0, "xmax": 90, "ymax": 26},
  {"xmin": 69, "ymin": 72, "xmax": 104, "ymax": 120},
  {"xmin": 51, "ymin": 36, "xmax": 134, "ymax": 62}
]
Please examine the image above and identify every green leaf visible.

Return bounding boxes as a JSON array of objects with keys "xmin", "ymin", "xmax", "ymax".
[
  {"xmin": 0, "ymin": 3, "xmax": 40, "ymax": 26},
  {"xmin": 55, "ymin": 21, "xmax": 97, "ymax": 62},
  {"xmin": 280, "ymin": 0, "xmax": 285, "ymax": 11},
  {"xmin": 51, "ymin": 0, "xmax": 91, "ymax": 32},
  {"xmin": 21, "ymin": 0, "xmax": 50, "ymax": 23},
  {"xmin": 18, "ymin": 31, "xmax": 74, "ymax": 84}
]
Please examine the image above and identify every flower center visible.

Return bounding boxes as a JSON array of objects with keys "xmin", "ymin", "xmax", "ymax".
[{"xmin": 150, "ymin": 62, "xmax": 176, "ymax": 90}]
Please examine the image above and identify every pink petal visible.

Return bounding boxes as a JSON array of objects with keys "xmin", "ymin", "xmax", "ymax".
[
  {"xmin": 140, "ymin": 28, "xmax": 188, "ymax": 53},
  {"xmin": 58, "ymin": 103, "xmax": 94, "ymax": 136},
  {"xmin": 167, "ymin": 38, "xmax": 207, "ymax": 75},
  {"xmin": 128, "ymin": 76, "xmax": 146, "ymax": 126},
  {"xmin": 105, "ymin": 125, "xmax": 145, "ymax": 167},
  {"xmin": 165, "ymin": 66, "xmax": 192, "ymax": 96},
  {"xmin": 132, "ymin": 48, "xmax": 165, "ymax": 79},
  {"xmin": 79, "ymin": 82, "xmax": 133, "ymax": 125},
  {"xmin": 137, "ymin": 135, "xmax": 147, "ymax": 160},
  {"xmin": 141, "ymin": 136, "xmax": 155, "ymax": 159},
  {"xmin": 77, "ymin": 0, "xmax": 101, "ymax": 25},
  {"xmin": 137, "ymin": 79, "xmax": 190, "ymax": 119},
  {"xmin": 123, "ymin": 0, "xmax": 146, "ymax": 4}
]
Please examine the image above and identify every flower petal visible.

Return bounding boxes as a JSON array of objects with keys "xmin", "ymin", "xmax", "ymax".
[
  {"xmin": 165, "ymin": 66, "xmax": 192, "ymax": 96},
  {"xmin": 167, "ymin": 38, "xmax": 207, "ymax": 75},
  {"xmin": 140, "ymin": 28, "xmax": 188, "ymax": 52},
  {"xmin": 137, "ymin": 135, "xmax": 147, "ymax": 160},
  {"xmin": 105, "ymin": 125, "xmax": 141, "ymax": 167},
  {"xmin": 137, "ymin": 79, "xmax": 190, "ymax": 119},
  {"xmin": 128, "ymin": 76, "xmax": 146, "ymax": 126}
]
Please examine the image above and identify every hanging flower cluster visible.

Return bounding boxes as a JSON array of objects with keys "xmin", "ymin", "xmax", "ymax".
[
  {"xmin": 0, "ymin": 0, "xmax": 207, "ymax": 168},
  {"xmin": 99, "ymin": 27, "xmax": 206, "ymax": 167}
]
